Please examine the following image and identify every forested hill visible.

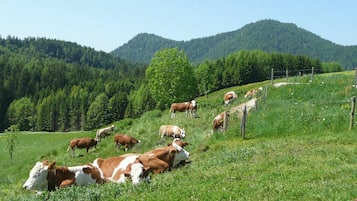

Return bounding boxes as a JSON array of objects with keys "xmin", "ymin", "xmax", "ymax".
[
  {"xmin": 111, "ymin": 19, "xmax": 357, "ymax": 69},
  {"xmin": 0, "ymin": 36, "xmax": 146, "ymax": 132},
  {"xmin": 0, "ymin": 36, "xmax": 135, "ymax": 70}
]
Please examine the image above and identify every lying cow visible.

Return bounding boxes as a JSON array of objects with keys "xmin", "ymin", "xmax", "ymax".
[
  {"xmin": 93, "ymin": 155, "xmax": 149, "ymax": 185},
  {"xmin": 96, "ymin": 125, "xmax": 116, "ymax": 142},
  {"xmin": 23, "ymin": 161, "xmax": 104, "ymax": 192},
  {"xmin": 170, "ymin": 100, "xmax": 197, "ymax": 118},
  {"xmin": 223, "ymin": 91, "xmax": 238, "ymax": 105},
  {"xmin": 93, "ymin": 138, "xmax": 190, "ymax": 184},
  {"xmin": 67, "ymin": 137, "xmax": 97, "ymax": 157},
  {"xmin": 114, "ymin": 134, "xmax": 141, "ymax": 152},
  {"xmin": 159, "ymin": 125, "xmax": 186, "ymax": 141},
  {"xmin": 244, "ymin": 87, "xmax": 263, "ymax": 98},
  {"xmin": 142, "ymin": 138, "xmax": 190, "ymax": 172},
  {"xmin": 212, "ymin": 111, "xmax": 229, "ymax": 132}
]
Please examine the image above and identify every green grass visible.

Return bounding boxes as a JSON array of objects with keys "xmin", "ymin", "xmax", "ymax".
[{"xmin": 2, "ymin": 72, "xmax": 357, "ymax": 200}]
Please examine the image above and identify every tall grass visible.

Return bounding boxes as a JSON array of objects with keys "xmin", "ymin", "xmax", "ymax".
[{"xmin": 1, "ymin": 72, "xmax": 357, "ymax": 200}]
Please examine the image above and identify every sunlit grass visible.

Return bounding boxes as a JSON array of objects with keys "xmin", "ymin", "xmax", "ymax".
[{"xmin": 2, "ymin": 71, "xmax": 357, "ymax": 200}]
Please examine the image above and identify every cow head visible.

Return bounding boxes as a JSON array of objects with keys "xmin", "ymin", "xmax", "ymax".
[
  {"xmin": 191, "ymin": 100, "xmax": 197, "ymax": 108},
  {"xmin": 171, "ymin": 138, "xmax": 190, "ymax": 167},
  {"xmin": 179, "ymin": 128, "xmax": 186, "ymax": 138},
  {"xmin": 23, "ymin": 161, "xmax": 55, "ymax": 191}
]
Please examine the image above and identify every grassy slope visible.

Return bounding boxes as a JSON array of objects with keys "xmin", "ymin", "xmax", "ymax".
[{"xmin": 1, "ymin": 72, "xmax": 357, "ymax": 200}]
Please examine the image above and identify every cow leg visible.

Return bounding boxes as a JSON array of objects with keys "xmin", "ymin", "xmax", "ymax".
[
  {"xmin": 72, "ymin": 147, "xmax": 76, "ymax": 158},
  {"xmin": 60, "ymin": 179, "xmax": 75, "ymax": 187},
  {"xmin": 116, "ymin": 143, "xmax": 122, "ymax": 151}
]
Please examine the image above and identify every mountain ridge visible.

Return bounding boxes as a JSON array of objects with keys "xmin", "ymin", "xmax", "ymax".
[{"xmin": 111, "ymin": 19, "xmax": 357, "ymax": 69}]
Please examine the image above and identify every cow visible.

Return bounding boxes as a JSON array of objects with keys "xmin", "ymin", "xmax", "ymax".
[
  {"xmin": 244, "ymin": 87, "xmax": 263, "ymax": 98},
  {"xmin": 224, "ymin": 91, "xmax": 238, "ymax": 105},
  {"xmin": 114, "ymin": 134, "xmax": 141, "ymax": 152},
  {"xmin": 23, "ymin": 161, "xmax": 104, "ymax": 192},
  {"xmin": 143, "ymin": 138, "xmax": 190, "ymax": 170},
  {"xmin": 96, "ymin": 125, "xmax": 116, "ymax": 142},
  {"xmin": 159, "ymin": 125, "xmax": 186, "ymax": 141},
  {"xmin": 170, "ymin": 100, "xmax": 197, "ymax": 118},
  {"xmin": 67, "ymin": 138, "xmax": 98, "ymax": 157},
  {"xmin": 92, "ymin": 155, "xmax": 149, "ymax": 185},
  {"xmin": 212, "ymin": 111, "xmax": 229, "ymax": 132}
]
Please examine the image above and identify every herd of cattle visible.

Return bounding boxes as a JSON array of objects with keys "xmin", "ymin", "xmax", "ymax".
[{"xmin": 23, "ymin": 88, "xmax": 261, "ymax": 192}]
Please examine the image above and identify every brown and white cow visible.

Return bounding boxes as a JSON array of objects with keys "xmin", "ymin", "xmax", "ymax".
[
  {"xmin": 96, "ymin": 125, "xmax": 116, "ymax": 142},
  {"xmin": 93, "ymin": 155, "xmax": 148, "ymax": 185},
  {"xmin": 224, "ymin": 91, "xmax": 238, "ymax": 105},
  {"xmin": 93, "ymin": 138, "xmax": 190, "ymax": 183},
  {"xmin": 23, "ymin": 161, "xmax": 104, "ymax": 192},
  {"xmin": 170, "ymin": 100, "xmax": 197, "ymax": 118},
  {"xmin": 244, "ymin": 87, "xmax": 263, "ymax": 98},
  {"xmin": 159, "ymin": 125, "xmax": 186, "ymax": 141},
  {"xmin": 143, "ymin": 138, "xmax": 190, "ymax": 169},
  {"xmin": 212, "ymin": 111, "xmax": 229, "ymax": 132},
  {"xmin": 114, "ymin": 134, "xmax": 141, "ymax": 152},
  {"xmin": 67, "ymin": 138, "xmax": 97, "ymax": 157}
]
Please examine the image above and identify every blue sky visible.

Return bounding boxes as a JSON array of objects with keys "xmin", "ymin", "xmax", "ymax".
[{"xmin": 1, "ymin": 0, "xmax": 356, "ymax": 52}]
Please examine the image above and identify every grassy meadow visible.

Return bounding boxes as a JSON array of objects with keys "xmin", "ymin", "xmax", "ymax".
[{"xmin": 1, "ymin": 72, "xmax": 357, "ymax": 200}]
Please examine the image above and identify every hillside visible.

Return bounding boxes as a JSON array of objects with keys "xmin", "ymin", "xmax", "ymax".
[
  {"xmin": 2, "ymin": 72, "xmax": 357, "ymax": 200},
  {"xmin": 111, "ymin": 19, "xmax": 357, "ymax": 69},
  {"xmin": 0, "ymin": 36, "xmax": 147, "ymax": 132}
]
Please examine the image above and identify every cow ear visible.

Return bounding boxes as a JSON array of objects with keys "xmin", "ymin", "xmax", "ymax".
[
  {"xmin": 48, "ymin": 161, "xmax": 56, "ymax": 169},
  {"xmin": 143, "ymin": 166, "xmax": 151, "ymax": 176},
  {"xmin": 82, "ymin": 167, "xmax": 91, "ymax": 174},
  {"xmin": 169, "ymin": 149, "xmax": 177, "ymax": 155},
  {"xmin": 183, "ymin": 142, "xmax": 189, "ymax": 147}
]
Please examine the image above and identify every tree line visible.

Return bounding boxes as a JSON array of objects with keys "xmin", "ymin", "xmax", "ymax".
[{"xmin": 0, "ymin": 36, "xmax": 342, "ymax": 132}]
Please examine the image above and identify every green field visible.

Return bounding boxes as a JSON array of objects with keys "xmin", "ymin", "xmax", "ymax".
[{"xmin": 1, "ymin": 72, "xmax": 357, "ymax": 201}]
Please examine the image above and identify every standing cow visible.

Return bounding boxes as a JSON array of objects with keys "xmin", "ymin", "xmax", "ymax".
[
  {"xmin": 96, "ymin": 125, "xmax": 116, "ymax": 142},
  {"xmin": 114, "ymin": 134, "xmax": 141, "ymax": 152},
  {"xmin": 224, "ymin": 91, "xmax": 238, "ymax": 105},
  {"xmin": 170, "ymin": 100, "xmax": 197, "ymax": 118},
  {"xmin": 67, "ymin": 138, "xmax": 98, "ymax": 157},
  {"xmin": 159, "ymin": 125, "xmax": 186, "ymax": 141}
]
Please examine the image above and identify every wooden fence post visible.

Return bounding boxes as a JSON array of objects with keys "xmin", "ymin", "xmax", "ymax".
[
  {"xmin": 241, "ymin": 105, "xmax": 247, "ymax": 139},
  {"xmin": 310, "ymin": 67, "xmax": 314, "ymax": 82},
  {"xmin": 286, "ymin": 69, "xmax": 288, "ymax": 82},
  {"xmin": 354, "ymin": 68, "xmax": 357, "ymax": 88},
  {"xmin": 271, "ymin": 68, "xmax": 274, "ymax": 85},
  {"xmin": 349, "ymin": 96, "xmax": 356, "ymax": 130}
]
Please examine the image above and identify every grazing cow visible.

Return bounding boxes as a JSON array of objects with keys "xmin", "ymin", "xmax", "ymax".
[
  {"xmin": 23, "ymin": 161, "xmax": 104, "ymax": 192},
  {"xmin": 212, "ymin": 111, "xmax": 229, "ymax": 132},
  {"xmin": 96, "ymin": 125, "xmax": 116, "ymax": 142},
  {"xmin": 114, "ymin": 134, "xmax": 141, "ymax": 152},
  {"xmin": 244, "ymin": 87, "xmax": 263, "ymax": 98},
  {"xmin": 159, "ymin": 125, "xmax": 186, "ymax": 141},
  {"xmin": 224, "ymin": 91, "xmax": 238, "ymax": 105},
  {"xmin": 170, "ymin": 100, "xmax": 197, "ymax": 118},
  {"xmin": 93, "ymin": 155, "xmax": 148, "ymax": 185},
  {"xmin": 67, "ymin": 138, "xmax": 97, "ymax": 157}
]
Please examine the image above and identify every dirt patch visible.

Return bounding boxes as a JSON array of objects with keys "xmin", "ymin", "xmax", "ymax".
[{"xmin": 230, "ymin": 98, "xmax": 257, "ymax": 118}]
